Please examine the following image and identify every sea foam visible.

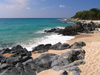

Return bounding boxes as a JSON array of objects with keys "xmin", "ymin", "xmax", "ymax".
[{"xmin": 21, "ymin": 34, "xmax": 75, "ymax": 51}]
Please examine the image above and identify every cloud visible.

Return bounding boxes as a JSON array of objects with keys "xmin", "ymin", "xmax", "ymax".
[
  {"xmin": 26, "ymin": 7, "xmax": 31, "ymax": 10},
  {"xmin": 59, "ymin": 5, "xmax": 65, "ymax": 8},
  {"xmin": 0, "ymin": 0, "xmax": 29, "ymax": 11},
  {"xmin": 41, "ymin": 7, "xmax": 50, "ymax": 10}
]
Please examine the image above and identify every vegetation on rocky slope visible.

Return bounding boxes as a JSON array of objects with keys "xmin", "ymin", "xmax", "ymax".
[{"xmin": 72, "ymin": 8, "xmax": 100, "ymax": 20}]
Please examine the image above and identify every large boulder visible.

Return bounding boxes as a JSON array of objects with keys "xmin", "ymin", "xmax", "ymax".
[
  {"xmin": 32, "ymin": 44, "xmax": 52, "ymax": 53},
  {"xmin": 70, "ymin": 41, "xmax": 86, "ymax": 49},
  {"xmin": 60, "ymin": 70, "xmax": 68, "ymax": 75},
  {"xmin": 61, "ymin": 50, "xmax": 85, "ymax": 62},
  {"xmin": 33, "ymin": 53, "xmax": 58, "ymax": 69}
]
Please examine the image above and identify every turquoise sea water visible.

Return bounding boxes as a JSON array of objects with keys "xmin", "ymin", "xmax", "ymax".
[{"xmin": 0, "ymin": 18, "xmax": 74, "ymax": 50}]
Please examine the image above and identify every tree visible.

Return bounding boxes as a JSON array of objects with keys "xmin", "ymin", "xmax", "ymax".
[{"xmin": 72, "ymin": 8, "xmax": 100, "ymax": 20}]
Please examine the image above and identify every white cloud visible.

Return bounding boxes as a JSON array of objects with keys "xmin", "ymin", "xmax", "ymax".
[
  {"xmin": 26, "ymin": 7, "xmax": 31, "ymax": 10},
  {"xmin": 59, "ymin": 5, "xmax": 65, "ymax": 8},
  {"xmin": 0, "ymin": 0, "xmax": 29, "ymax": 11}
]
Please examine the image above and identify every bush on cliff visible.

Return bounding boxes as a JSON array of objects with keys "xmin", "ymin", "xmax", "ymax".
[{"xmin": 72, "ymin": 8, "xmax": 100, "ymax": 20}]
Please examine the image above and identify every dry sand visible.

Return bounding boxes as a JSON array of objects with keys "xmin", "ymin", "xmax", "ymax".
[{"xmin": 78, "ymin": 20, "xmax": 100, "ymax": 23}]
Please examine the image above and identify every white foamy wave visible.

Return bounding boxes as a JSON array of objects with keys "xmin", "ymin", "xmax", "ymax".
[
  {"xmin": 35, "ymin": 30, "xmax": 45, "ymax": 33},
  {"xmin": 35, "ymin": 28, "xmax": 51, "ymax": 33},
  {"xmin": 36, "ymin": 27, "xmax": 65, "ymax": 34},
  {"xmin": 20, "ymin": 34, "xmax": 75, "ymax": 51},
  {"xmin": 56, "ymin": 26, "xmax": 65, "ymax": 29}
]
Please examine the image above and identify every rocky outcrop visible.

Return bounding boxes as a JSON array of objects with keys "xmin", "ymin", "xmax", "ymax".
[
  {"xmin": 0, "ymin": 42, "xmax": 86, "ymax": 75},
  {"xmin": 44, "ymin": 21, "xmax": 99, "ymax": 36},
  {"xmin": 58, "ymin": 21, "xmax": 96, "ymax": 35},
  {"xmin": 32, "ymin": 43, "xmax": 70, "ymax": 53},
  {"xmin": 0, "ymin": 45, "xmax": 36, "ymax": 75},
  {"xmin": 32, "ymin": 41, "xmax": 86, "ymax": 53},
  {"xmin": 33, "ymin": 49, "xmax": 85, "ymax": 75},
  {"xmin": 44, "ymin": 28, "xmax": 60, "ymax": 33}
]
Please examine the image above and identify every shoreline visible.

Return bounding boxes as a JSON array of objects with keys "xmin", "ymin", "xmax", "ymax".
[
  {"xmin": 1, "ymin": 21, "xmax": 100, "ymax": 75},
  {"xmin": 61, "ymin": 18, "xmax": 100, "ymax": 23},
  {"xmin": 36, "ymin": 30, "xmax": 100, "ymax": 75}
]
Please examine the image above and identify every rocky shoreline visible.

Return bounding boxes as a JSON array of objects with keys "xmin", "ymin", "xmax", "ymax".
[
  {"xmin": 0, "ymin": 21, "xmax": 99, "ymax": 75},
  {"xmin": 44, "ymin": 21, "xmax": 100, "ymax": 35},
  {"xmin": 0, "ymin": 41, "xmax": 86, "ymax": 75}
]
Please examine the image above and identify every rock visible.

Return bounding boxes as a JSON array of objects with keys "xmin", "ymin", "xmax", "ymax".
[
  {"xmin": 11, "ymin": 45, "xmax": 23, "ymax": 51},
  {"xmin": 0, "ymin": 63, "xmax": 10, "ymax": 70},
  {"xmin": 1, "ymin": 48, "xmax": 11, "ymax": 54},
  {"xmin": 0, "ymin": 45, "xmax": 36, "ymax": 75},
  {"xmin": 58, "ymin": 22, "xmax": 96, "ymax": 35},
  {"xmin": 60, "ymin": 70, "xmax": 68, "ymax": 75},
  {"xmin": 32, "ymin": 44, "xmax": 52, "ymax": 53},
  {"xmin": 72, "ymin": 70, "xmax": 80, "ymax": 75},
  {"xmin": 51, "ymin": 57, "xmax": 70, "ymax": 67},
  {"xmin": 51, "ymin": 66, "xmax": 62, "ymax": 71},
  {"xmin": 34, "ymin": 53, "xmax": 58, "ymax": 69},
  {"xmin": 0, "ymin": 55, "xmax": 5, "ymax": 62},
  {"xmin": 32, "ymin": 44, "xmax": 44, "ymax": 52},
  {"xmin": 59, "ymin": 25, "xmax": 77, "ymax": 35},
  {"xmin": 60, "ymin": 44, "xmax": 70, "ymax": 50},
  {"xmin": 44, "ymin": 28, "xmax": 60, "ymax": 33},
  {"xmin": 32, "ymin": 42, "xmax": 70, "ymax": 53},
  {"xmin": 66, "ymin": 66, "xmax": 81, "ymax": 72},
  {"xmin": 0, "ymin": 44, "xmax": 86, "ymax": 75},
  {"xmin": 62, "ymin": 50, "xmax": 85, "ymax": 62},
  {"xmin": 51, "ymin": 42, "xmax": 62, "ymax": 50},
  {"xmin": 70, "ymin": 41, "xmax": 86, "ymax": 49}
]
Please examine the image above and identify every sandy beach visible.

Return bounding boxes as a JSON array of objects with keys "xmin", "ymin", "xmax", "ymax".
[
  {"xmin": 2, "ymin": 21, "xmax": 100, "ymax": 75},
  {"xmin": 2, "ymin": 27, "xmax": 100, "ymax": 75},
  {"xmin": 31, "ymin": 31, "xmax": 100, "ymax": 75}
]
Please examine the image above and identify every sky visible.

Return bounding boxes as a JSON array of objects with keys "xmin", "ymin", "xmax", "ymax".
[{"xmin": 0, "ymin": 0, "xmax": 100, "ymax": 18}]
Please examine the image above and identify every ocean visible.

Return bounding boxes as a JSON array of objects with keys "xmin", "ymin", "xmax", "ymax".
[{"xmin": 0, "ymin": 18, "xmax": 75, "ymax": 51}]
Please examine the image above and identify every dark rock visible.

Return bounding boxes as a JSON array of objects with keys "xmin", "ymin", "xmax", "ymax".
[
  {"xmin": 34, "ymin": 53, "xmax": 58, "ymax": 69},
  {"xmin": 51, "ymin": 57, "xmax": 70, "ymax": 67},
  {"xmin": 72, "ymin": 70, "xmax": 80, "ymax": 75},
  {"xmin": 59, "ymin": 25, "xmax": 77, "ymax": 35},
  {"xmin": 0, "ymin": 63, "xmax": 10, "ymax": 70},
  {"xmin": 32, "ymin": 44, "xmax": 44, "ymax": 52},
  {"xmin": 44, "ymin": 28, "xmax": 60, "ymax": 33},
  {"xmin": 0, "ymin": 55, "xmax": 5, "ymax": 62},
  {"xmin": 60, "ymin": 70, "xmax": 68, "ymax": 75},
  {"xmin": 51, "ymin": 42, "xmax": 62, "ymax": 50},
  {"xmin": 32, "ymin": 42, "xmax": 70, "ymax": 53},
  {"xmin": 61, "ymin": 50, "xmax": 85, "ymax": 62},
  {"xmin": 60, "ymin": 44, "xmax": 70, "ymax": 50},
  {"xmin": 58, "ymin": 22, "xmax": 96, "ymax": 35},
  {"xmin": 11, "ymin": 45, "xmax": 23, "ymax": 51},
  {"xmin": 32, "ymin": 44, "xmax": 52, "ymax": 53},
  {"xmin": 66, "ymin": 66, "xmax": 81, "ymax": 72},
  {"xmin": 70, "ymin": 41, "xmax": 86, "ymax": 49},
  {"xmin": 51, "ymin": 66, "xmax": 62, "ymax": 71},
  {"xmin": 1, "ymin": 48, "xmax": 11, "ymax": 54}
]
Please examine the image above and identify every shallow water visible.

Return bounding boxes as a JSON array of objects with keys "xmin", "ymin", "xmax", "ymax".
[{"xmin": 0, "ymin": 18, "xmax": 75, "ymax": 50}]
